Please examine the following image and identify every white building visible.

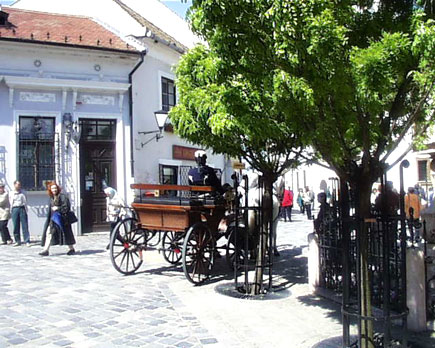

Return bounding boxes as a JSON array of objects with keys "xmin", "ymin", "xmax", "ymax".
[
  {"xmin": 1, "ymin": 3, "xmax": 228, "ymax": 237},
  {"xmin": 12, "ymin": 0, "xmax": 229, "ymax": 189},
  {"xmin": 285, "ymin": 131, "xmax": 435, "ymax": 203},
  {"xmin": 0, "ymin": 7, "xmax": 143, "ymax": 235}
]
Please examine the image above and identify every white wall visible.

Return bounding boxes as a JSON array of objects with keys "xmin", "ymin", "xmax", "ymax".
[
  {"xmin": 132, "ymin": 46, "xmax": 226, "ymax": 184},
  {"xmin": 0, "ymin": 40, "xmax": 138, "ymax": 236}
]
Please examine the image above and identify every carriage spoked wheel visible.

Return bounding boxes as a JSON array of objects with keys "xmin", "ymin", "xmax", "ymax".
[
  {"xmin": 162, "ymin": 231, "xmax": 184, "ymax": 265},
  {"xmin": 182, "ymin": 223, "xmax": 214, "ymax": 285},
  {"xmin": 110, "ymin": 219, "xmax": 146, "ymax": 275},
  {"xmin": 225, "ymin": 230, "xmax": 247, "ymax": 271}
]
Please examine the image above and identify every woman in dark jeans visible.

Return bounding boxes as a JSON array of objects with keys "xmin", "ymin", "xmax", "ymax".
[
  {"xmin": 39, "ymin": 182, "xmax": 76, "ymax": 256},
  {"xmin": 0, "ymin": 183, "xmax": 13, "ymax": 244}
]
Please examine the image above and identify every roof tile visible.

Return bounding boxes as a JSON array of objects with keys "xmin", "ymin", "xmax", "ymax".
[{"xmin": 0, "ymin": 7, "xmax": 137, "ymax": 52}]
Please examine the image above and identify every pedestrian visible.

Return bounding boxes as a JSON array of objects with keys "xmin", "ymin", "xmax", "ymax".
[
  {"xmin": 281, "ymin": 187, "xmax": 293, "ymax": 222},
  {"xmin": 314, "ymin": 192, "xmax": 330, "ymax": 234},
  {"xmin": 104, "ymin": 186, "xmax": 125, "ymax": 250},
  {"xmin": 297, "ymin": 188, "xmax": 304, "ymax": 214},
  {"xmin": 370, "ymin": 186, "xmax": 378, "ymax": 208},
  {"xmin": 0, "ymin": 183, "xmax": 13, "ymax": 245},
  {"xmin": 277, "ymin": 178, "xmax": 285, "ymax": 220},
  {"xmin": 428, "ymin": 187, "xmax": 434, "ymax": 208},
  {"xmin": 405, "ymin": 186, "xmax": 422, "ymax": 241},
  {"xmin": 303, "ymin": 186, "xmax": 314, "ymax": 220},
  {"xmin": 39, "ymin": 182, "xmax": 76, "ymax": 256},
  {"xmin": 414, "ymin": 183, "xmax": 426, "ymax": 201},
  {"xmin": 10, "ymin": 180, "xmax": 30, "ymax": 246},
  {"xmin": 374, "ymin": 181, "xmax": 399, "ymax": 216}
]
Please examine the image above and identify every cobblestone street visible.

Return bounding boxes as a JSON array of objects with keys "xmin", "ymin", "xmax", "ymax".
[{"xmin": 0, "ymin": 211, "xmax": 433, "ymax": 347}]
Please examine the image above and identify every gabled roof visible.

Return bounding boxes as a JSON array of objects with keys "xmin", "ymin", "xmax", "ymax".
[
  {"xmin": 11, "ymin": 0, "xmax": 202, "ymax": 52},
  {"xmin": 113, "ymin": 0, "xmax": 187, "ymax": 53},
  {"xmin": 0, "ymin": 7, "xmax": 139, "ymax": 53}
]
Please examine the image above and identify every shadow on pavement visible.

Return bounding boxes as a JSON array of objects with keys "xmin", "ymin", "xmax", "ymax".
[
  {"xmin": 78, "ymin": 249, "xmax": 106, "ymax": 255},
  {"xmin": 126, "ymin": 243, "xmax": 309, "ymax": 289},
  {"xmin": 271, "ymin": 245, "xmax": 308, "ymax": 291}
]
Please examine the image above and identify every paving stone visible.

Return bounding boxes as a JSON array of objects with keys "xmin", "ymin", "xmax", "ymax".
[
  {"xmin": 176, "ymin": 341, "xmax": 195, "ymax": 348},
  {"xmin": 84, "ymin": 332, "xmax": 102, "ymax": 338},
  {"xmin": 200, "ymin": 338, "xmax": 219, "ymax": 345},
  {"xmin": 1, "ymin": 223, "xmax": 432, "ymax": 348},
  {"xmin": 54, "ymin": 339, "xmax": 74, "ymax": 346},
  {"xmin": 8, "ymin": 337, "xmax": 27, "ymax": 345}
]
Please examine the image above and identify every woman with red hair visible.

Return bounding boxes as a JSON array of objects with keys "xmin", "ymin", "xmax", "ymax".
[{"xmin": 39, "ymin": 182, "xmax": 76, "ymax": 256}]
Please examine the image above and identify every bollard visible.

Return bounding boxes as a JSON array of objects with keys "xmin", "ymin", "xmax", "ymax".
[
  {"xmin": 308, "ymin": 232, "xmax": 320, "ymax": 293},
  {"xmin": 406, "ymin": 246, "xmax": 427, "ymax": 331}
]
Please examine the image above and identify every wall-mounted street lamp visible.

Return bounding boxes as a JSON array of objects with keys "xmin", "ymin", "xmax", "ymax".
[
  {"xmin": 63, "ymin": 113, "xmax": 81, "ymax": 148},
  {"xmin": 138, "ymin": 110, "xmax": 168, "ymax": 148}
]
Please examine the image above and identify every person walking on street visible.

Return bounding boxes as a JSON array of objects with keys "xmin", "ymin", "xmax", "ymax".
[
  {"xmin": 0, "ymin": 183, "xmax": 13, "ymax": 245},
  {"xmin": 104, "ymin": 187, "xmax": 125, "ymax": 250},
  {"xmin": 281, "ymin": 188, "xmax": 293, "ymax": 222},
  {"xmin": 314, "ymin": 192, "xmax": 330, "ymax": 234},
  {"xmin": 39, "ymin": 182, "xmax": 76, "ymax": 256},
  {"xmin": 297, "ymin": 188, "xmax": 304, "ymax": 214},
  {"xmin": 10, "ymin": 180, "xmax": 30, "ymax": 246},
  {"xmin": 374, "ymin": 181, "xmax": 399, "ymax": 216},
  {"xmin": 303, "ymin": 186, "xmax": 314, "ymax": 220},
  {"xmin": 405, "ymin": 186, "xmax": 422, "ymax": 241}
]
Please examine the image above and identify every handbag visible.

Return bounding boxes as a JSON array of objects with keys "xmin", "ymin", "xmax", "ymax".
[{"xmin": 68, "ymin": 211, "xmax": 78, "ymax": 224}]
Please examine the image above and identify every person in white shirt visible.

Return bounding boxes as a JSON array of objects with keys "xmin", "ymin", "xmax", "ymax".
[
  {"xmin": 0, "ymin": 183, "xmax": 13, "ymax": 244},
  {"xmin": 10, "ymin": 181, "xmax": 30, "ymax": 246},
  {"xmin": 104, "ymin": 187, "xmax": 125, "ymax": 250}
]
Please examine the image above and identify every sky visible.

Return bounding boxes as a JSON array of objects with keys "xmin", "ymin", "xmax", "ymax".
[
  {"xmin": 0, "ymin": 0, "xmax": 193, "ymax": 19},
  {"xmin": 161, "ymin": 0, "xmax": 192, "ymax": 19}
]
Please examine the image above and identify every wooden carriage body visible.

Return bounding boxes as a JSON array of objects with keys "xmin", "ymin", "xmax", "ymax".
[
  {"xmin": 131, "ymin": 183, "xmax": 226, "ymax": 233},
  {"xmin": 110, "ymin": 183, "xmax": 235, "ymax": 284}
]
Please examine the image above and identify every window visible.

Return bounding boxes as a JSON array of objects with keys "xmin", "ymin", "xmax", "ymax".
[
  {"xmin": 161, "ymin": 77, "xmax": 176, "ymax": 112},
  {"xmin": 160, "ymin": 165, "xmax": 178, "ymax": 185},
  {"xmin": 418, "ymin": 160, "xmax": 428, "ymax": 182},
  {"xmin": 159, "ymin": 165, "xmax": 178, "ymax": 197},
  {"xmin": 18, "ymin": 117, "xmax": 56, "ymax": 190},
  {"xmin": 0, "ymin": 11, "xmax": 9, "ymax": 27},
  {"xmin": 79, "ymin": 119, "xmax": 116, "ymax": 141}
]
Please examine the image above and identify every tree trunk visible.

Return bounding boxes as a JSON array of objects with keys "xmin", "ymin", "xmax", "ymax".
[{"xmin": 251, "ymin": 175, "xmax": 274, "ymax": 295}]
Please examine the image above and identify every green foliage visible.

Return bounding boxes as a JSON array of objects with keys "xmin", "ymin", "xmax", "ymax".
[
  {"xmin": 183, "ymin": 0, "xmax": 435, "ymax": 188},
  {"xmin": 170, "ymin": 44, "xmax": 305, "ymax": 177}
]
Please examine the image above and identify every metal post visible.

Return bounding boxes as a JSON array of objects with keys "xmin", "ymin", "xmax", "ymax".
[
  {"xmin": 268, "ymin": 179, "xmax": 273, "ymax": 290},
  {"xmin": 399, "ymin": 159, "xmax": 409, "ymax": 346},
  {"xmin": 341, "ymin": 178, "xmax": 351, "ymax": 348},
  {"xmin": 244, "ymin": 175, "xmax": 249, "ymax": 294},
  {"xmin": 233, "ymin": 173, "xmax": 239, "ymax": 291}
]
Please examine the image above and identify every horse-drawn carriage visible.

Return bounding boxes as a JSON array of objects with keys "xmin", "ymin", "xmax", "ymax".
[{"xmin": 109, "ymin": 183, "xmax": 247, "ymax": 284}]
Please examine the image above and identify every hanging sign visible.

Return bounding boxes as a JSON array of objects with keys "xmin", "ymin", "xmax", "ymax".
[
  {"xmin": 173, "ymin": 145, "xmax": 199, "ymax": 161},
  {"xmin": 232, "ymin": 161, "xmax": 245, "ymax": 170}
]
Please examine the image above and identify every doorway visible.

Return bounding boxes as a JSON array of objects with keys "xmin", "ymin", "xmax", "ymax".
[{"xmin": 79, "ymin": 119, "xmax": 116, "ymax": 233}]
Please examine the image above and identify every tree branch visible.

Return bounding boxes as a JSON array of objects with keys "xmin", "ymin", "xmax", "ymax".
[{"xmin": 381, "ymin": 82, "xmax": 434, "ymax": 162}]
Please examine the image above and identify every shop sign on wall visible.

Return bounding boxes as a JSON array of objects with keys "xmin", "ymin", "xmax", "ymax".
[{"xmin": 173, "ymin": 145, "xmax": 199, "ymax": 161}]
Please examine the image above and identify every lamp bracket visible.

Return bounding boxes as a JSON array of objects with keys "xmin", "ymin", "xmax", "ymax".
[
  {"xmin": 140, "ymin": 133, "xmax": 163, "ymax": 148},
  {"xmin": 138, "ymin": 130, "xmax": 160, "ymax": 135}
]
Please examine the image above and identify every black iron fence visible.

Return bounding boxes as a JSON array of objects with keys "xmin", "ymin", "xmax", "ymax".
[{"xmin": 318, "ymin": 214, "xmax": 406, "ymax": 313}]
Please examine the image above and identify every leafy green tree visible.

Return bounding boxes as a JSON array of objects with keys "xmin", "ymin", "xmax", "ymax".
[
  {"xmin": 182, "ymin": 0, "xmax": 435, "ymax": 345},
  {"xmin": 170, "ymin": 45, "xmax": 305, "ymax": 294}
]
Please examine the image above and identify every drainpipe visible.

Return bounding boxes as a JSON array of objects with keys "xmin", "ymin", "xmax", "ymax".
[{"xmin": 129, "ymin": 50, "xmax": 146, "ymax": 177}]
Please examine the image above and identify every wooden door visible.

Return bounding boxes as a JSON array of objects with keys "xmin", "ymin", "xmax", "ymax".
[{"xmin": 79, "ymin": 119, "xmax": 117, "ymax": 233}]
